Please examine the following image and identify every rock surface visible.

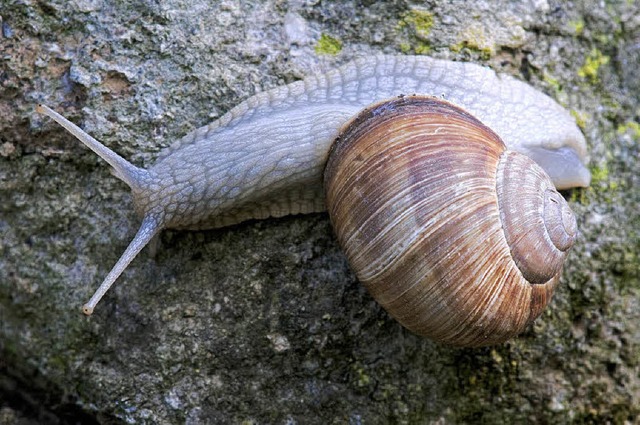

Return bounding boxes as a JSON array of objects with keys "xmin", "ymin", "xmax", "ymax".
[{"xmin": 1, "ymin": 0, "xmax": 639, "ymax": 423}]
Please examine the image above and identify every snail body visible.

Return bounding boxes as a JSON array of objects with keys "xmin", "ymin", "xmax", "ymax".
[{"xmin": 37, "ymin": 55, "xmax": 588, "ymax": 346}]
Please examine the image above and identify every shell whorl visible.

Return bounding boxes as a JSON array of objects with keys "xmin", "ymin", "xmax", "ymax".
[
  {"xmin": 497, "ymin": 152, "xmax": 577, "ymax": 284},
  {"xmin": 324, "ymin": 96, "xmax": 576, "ymax": 347}
]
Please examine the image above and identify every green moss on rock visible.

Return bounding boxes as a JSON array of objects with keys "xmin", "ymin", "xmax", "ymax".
[
  {"xmin": 578, "ymin": 48, "xmax": 610, "ymax": 84},
  {"xmin": 396, "ymin": 9, "xmax": 433, "ymax": 54},
  {"xmin": 315, "ymin": 34, "xmax": 343, "ymax": 55},
  {"xmin": 617, "ymin": 121, "xmax": 640, "ymax": 139},
  {"xmin": 449, "ymin": 25, "xmax": 495, "ymax": 60}
]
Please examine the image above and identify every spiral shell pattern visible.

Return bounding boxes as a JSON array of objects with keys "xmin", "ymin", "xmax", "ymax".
[{"xmin": 324, "ymin": 96, "xmax": 576, "ymax": 347}]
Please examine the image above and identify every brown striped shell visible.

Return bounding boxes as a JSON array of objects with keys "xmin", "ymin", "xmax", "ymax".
[{"xmin": 324, "ymin": 96, "xmax": 577, "ymax": 347}]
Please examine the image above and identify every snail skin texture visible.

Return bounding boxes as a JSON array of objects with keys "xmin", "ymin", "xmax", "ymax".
[{"xmin": 37, "ymin": 55, "xmax": 589, "ymax": 347}]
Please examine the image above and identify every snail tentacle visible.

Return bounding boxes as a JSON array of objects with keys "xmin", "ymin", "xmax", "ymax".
[
  {"xmin": 81, "ymin": 214, "xmax": 163, "ymax": 315},
  {"xmin": 36, "ymin": 104, "xmax": 148, "ymax": 192}
]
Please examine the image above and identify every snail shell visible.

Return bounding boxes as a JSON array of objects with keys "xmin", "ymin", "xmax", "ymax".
[{"xmin": 324, "ymin": 96, "xmax": 577, "ymax": 347}]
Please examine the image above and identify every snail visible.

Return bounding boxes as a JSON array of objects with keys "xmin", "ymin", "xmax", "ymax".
[{"xmin": 37, "ymin": 55, "xmax": 590, "ymax": 347}]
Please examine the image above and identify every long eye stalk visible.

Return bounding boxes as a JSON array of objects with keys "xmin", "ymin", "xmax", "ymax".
[{"xmin": 36, "ymin": 104, "xmax": 145, "ymax": 191}]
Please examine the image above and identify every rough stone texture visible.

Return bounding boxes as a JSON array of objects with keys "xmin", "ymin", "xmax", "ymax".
[{"xmin": 1, "ymin": 0, "xmax": 639, "ymax": 423}]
